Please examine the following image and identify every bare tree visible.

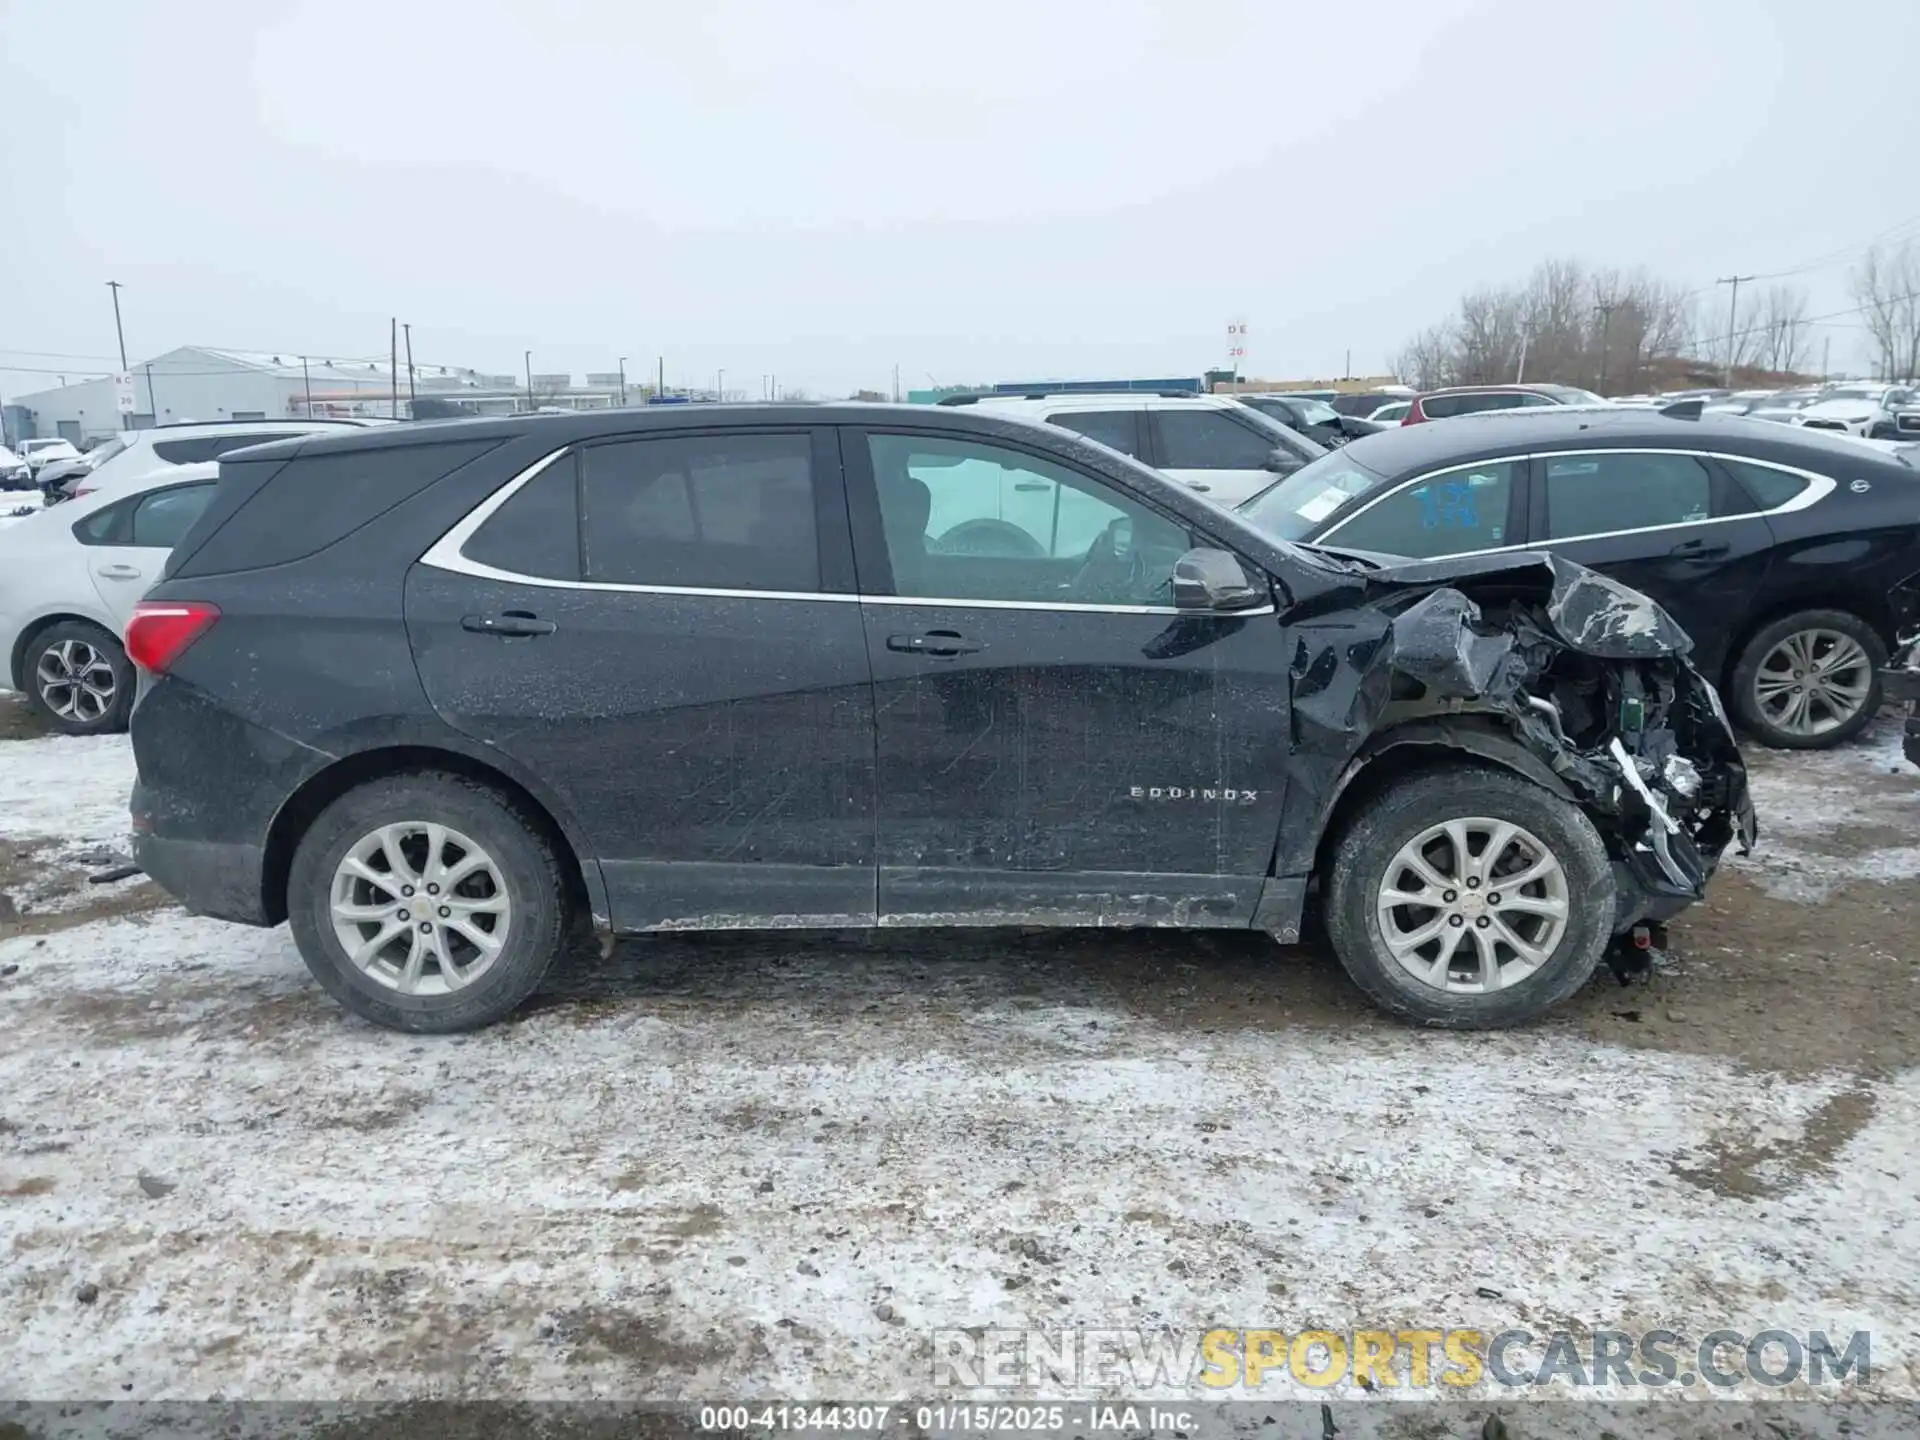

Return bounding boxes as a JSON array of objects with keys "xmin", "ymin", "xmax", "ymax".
[
  {"xmin": 1757, "ymin": 285, "xmax": 1811, "ymax": 374},
  {"xmin": 1853, "ymin": 240, "xmax": 1920, "ymax": 381}
]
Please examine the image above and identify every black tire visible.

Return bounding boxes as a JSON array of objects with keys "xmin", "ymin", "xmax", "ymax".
[
  {"xmin": 1729, "ymin": 608, "xmax": 1885, "ymax": 750},
  {"xmin": 20, "ymin": 620, "xmax": 135, "ymax": 736},
  {"xmin": 286, "ymin": 772, "xmax": 571, "ymax": 1033},
  {"xmin": 1324, "ymin": 764, "xmax": 1613, "ymax": 1029}
]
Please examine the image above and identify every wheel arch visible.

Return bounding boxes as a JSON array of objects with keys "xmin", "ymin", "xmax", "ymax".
[
  {"xmin": 1718, "ymin": 590, "xmax": 1894, "ymax": 692},
  {"xmin": 10, "ymin": 610, "xmax": 121, "ymax": 691},
  {"xmin": 259, "ymin": 744, "xmax": 605, "ymax": 929}
]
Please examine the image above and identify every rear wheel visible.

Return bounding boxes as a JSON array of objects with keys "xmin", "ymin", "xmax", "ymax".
[
  {"xmin": 1324, "ymin": 764, "xmax": 1614, "ymax": 1029},
  {"xmin": 287, "ymin": 772, "xmax": 570, "ymax": 1032},
  {"xmin": 22, "ymin": 621, "xmax": 135, "ymax": 736},
  {"xmin": 1730, "ymin": 609, "xmax": 1884, "ymax": 749}
]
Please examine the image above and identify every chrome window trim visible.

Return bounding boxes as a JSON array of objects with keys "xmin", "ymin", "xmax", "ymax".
[
  {"xmin": 1317, "ymin": 448, "xmax": 1837, "ymax": 556},
  {"xmin": 419, "ymin": 444, "xmax": 1275, "ymax": 617}
]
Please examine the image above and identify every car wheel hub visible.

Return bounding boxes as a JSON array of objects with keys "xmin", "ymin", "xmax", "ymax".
[
  {"xmin": 35, "ymin": 639, "xmax": 116, "ymax": 723},
  {"xmin": 1753, "ymin": 629, "xmax": 1871, "ymax": 737},
  {"xmin": 329, "ymin": 822, "xmax": 511, "ymax": 995},
  {"xmin": 1376, "ymin": 817, "xmax": 1569, "ymax": 993}
]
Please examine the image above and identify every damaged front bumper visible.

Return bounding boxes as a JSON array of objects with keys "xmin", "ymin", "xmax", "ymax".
[{"xmin": 1285, "ymin": 548, "xmax": 1756, "ymax": 929}]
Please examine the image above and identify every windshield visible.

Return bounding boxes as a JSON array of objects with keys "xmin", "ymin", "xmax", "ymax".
[
  {"xmin": 1821, "ymin": 387, "xmax": 1879, "ymax": 402},
  {"xmin": 1235, "ymin": 449, "xmax": 1386, "ymax": 541},
  {"xmin": 22, "ymin": 439, "xmax": 70, "ymax": 454},
  {"xmin": 1279, "ymin": 396, "xmax": 1341, "ymax": 426}
]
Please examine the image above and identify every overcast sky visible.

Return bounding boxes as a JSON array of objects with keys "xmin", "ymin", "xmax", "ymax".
[{"xmin": 3, "ymin": 0, "xmax": 1918, "ymax": 398}]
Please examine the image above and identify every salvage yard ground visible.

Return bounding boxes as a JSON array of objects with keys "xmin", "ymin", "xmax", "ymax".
[{"xmin": 2, "ymin": 691, "xmax": 1918, "ymax": 1432}]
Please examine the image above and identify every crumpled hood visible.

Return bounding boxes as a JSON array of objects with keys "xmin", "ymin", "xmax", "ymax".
[{"xmin": 1296, "ymin": 547, "xmax": 1696, "ymax": 658}]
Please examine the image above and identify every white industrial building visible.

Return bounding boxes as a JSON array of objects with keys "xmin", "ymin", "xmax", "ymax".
[{"xmin": 3, "ymin": 346, "xmax": 641, "ymax": 445}]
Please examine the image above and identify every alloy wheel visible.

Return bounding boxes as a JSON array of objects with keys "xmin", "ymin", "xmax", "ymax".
[
  {"xmin": 35, "ymin": 639, "xmax": 117, "ymax": 724},
  {"xmin": 1752, "ymin": 629, "xmax": 1872, "ymax": 739},
  {"xmin": 1376, "ymin": 817, "xmax": 1570, "ymax": 993},
  {"xmin": 329, "ymin": 822, "xmax": 512, "ymax": 995}
]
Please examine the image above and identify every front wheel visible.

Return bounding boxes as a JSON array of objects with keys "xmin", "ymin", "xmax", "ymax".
[
  {"xmin": 287, "ymin": 772, "xmax": 571, "ymax": 1032},
  {"xmin": 1729, "ymin": 609, "xmax": 1884, "ymax": 750},
  {"xmin": 1324, "ymin": 764, "xmax": 1615, "ymax": 1029}
]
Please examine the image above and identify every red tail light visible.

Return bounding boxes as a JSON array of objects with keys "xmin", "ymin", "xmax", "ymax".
[{"xmin": 125, "ymin": 602, "xmax": 221, "ymax": 673}]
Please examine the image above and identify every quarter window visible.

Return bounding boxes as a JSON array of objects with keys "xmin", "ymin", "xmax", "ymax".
[
  {"xmin": 865, "ymin": 433, "xmax": 1191, "ymax": 605},
  {"xmin": 1541, "ymin": 453, "xmax": 1712, "ymax": 540},
  {"xmin": 1326, "ymin": 461, "xmax": 1518, "ymax": 558},
  {"xmin": 1720, "ymin": 458, "xmax": 1813, "ymax": 511},
  {"xmin": 130, "ymin": 483, "xmax": 216, "ymax": 547},
  {"xmin": 465, "ymin": 454, "xmax": 581, "ymax": 580},
  {"xmin": 1153, "ymin": 411, "xmax": 1277, "ymax": 469},
  {"xmin": 579, "ymin": 433, "xmax": 818, "ymax": 592}
]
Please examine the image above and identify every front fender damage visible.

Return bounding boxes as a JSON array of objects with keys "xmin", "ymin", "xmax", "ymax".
[{"xmin": 1277, "ymin": 551, "xmax": 1756, "ymax": 905}]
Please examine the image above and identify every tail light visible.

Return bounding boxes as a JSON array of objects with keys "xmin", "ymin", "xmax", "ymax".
[{"xmin": 125, "ymin": 601, "xmax": 221, "ymax": 673}]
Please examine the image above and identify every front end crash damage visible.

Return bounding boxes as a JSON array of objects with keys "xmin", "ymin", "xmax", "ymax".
[{"xmin": 1277, "ymin": 550, "xmax": 1755, "ymax": 926}]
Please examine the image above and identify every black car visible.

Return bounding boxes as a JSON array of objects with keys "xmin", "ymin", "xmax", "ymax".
[
  {"xmin": 128, "ymin": 405, "xmax": 1751, "ymax": 1035},
  {"xmin": 1239, "ymin": 410, "xmax": 1920, "ymax": 750},
  {"xmin": 1236, "ymin": 393, "xmax": 1385, "ymax": 448}
]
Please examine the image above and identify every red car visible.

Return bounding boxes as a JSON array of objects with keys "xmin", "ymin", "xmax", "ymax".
[{"xmin": 1402, "ymin": 383, "xmax": 1606, "ymax": 424}]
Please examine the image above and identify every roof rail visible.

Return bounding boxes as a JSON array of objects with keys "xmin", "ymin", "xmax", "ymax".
[
  {"xmin": 1658, "ymin": 399, "xmax": 1705, "ymax": 420},
  {"xmin": 938, "ymin": 389, "xmax": 1201, "ymax": 405}
]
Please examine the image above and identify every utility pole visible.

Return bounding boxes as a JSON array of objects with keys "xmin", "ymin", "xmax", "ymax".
[
  {"xmin": 617, "ymin": 356, "xmax": 627, "ymax": 406},
  {"xmin": 524, "ymin": 350, "xmax": 534, "ymax": 411},
  {"xmin": 892, "ymin": 362, "xmax": 900, "ymax": 403},
  {"xmin": 403, "ymin": 323, "xmax": 417, "ymax": 413},
  {"xmin": 389, "ymin": 318, "xmax": 399, "ymax": 420},
  {"xmin": 145, "ymin": 362, "xmax": 159, "ymax": 424},
  {"xmin": 1716, "ymin": 274, "xmax": 1755, "ymax": 387},
  {"xmin": 106, "ymin": 281, "xmax": 131, "ymax": 429},
  {"xmin": 1343, "ymin": 347, "xmax": 1351, "ymax": 381},
  {"xmin": 301, "ymin": 356, "xmax": 313, "ymax": 417},
  {"xmin": 1821, "ymin": 335, "xmax": 1831, "ymax": 382},
  {"xmin": 657, "ymin": 355, "xmax": 665, "ymax": 400},
  {"xmin": 716, "ymin": 368, "xmax": 725, "ymax": 401},
  {"xmin": 1593, "ymin": 301, "xmax": 1618, "ymax": 394}
]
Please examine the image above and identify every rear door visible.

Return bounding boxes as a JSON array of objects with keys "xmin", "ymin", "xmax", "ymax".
[
  {"xmin": 74, "ymin": 479, "xmax": 219, "ymax": 627},
  {"xmin": 405, "ymin": 427, "xmax": 879, "ymax": 931},
  {"xmin": 1143, "ymin": 406, "xmax": 1292, "ymax": 505},
  {"xmin": 1526, "ymin": 447, "xmax": 1775, "ymax": 675},
  {"xmin": 843, "ymin": 424, "xmax": 1293, "ymax": 927},
  {"xmin": 1043, "ymin": 408, "xmax": 1148, "ymax": 462}
]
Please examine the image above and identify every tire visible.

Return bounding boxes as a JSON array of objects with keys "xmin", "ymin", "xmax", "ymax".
[
  {"xmin": 21, "ymin": 621, "xmax": 135, "ymax": 736},
  {"xmin": 1729, "ymin": 608, "xmax": 1885, "ymax": 750},
  {"xmin": 1324, "ymin": 764, "xmax": 1613, "ymax": 1029},
  {"xmin": 286, "ymin": 772, "xmax": 571, "ymax": 1033}
]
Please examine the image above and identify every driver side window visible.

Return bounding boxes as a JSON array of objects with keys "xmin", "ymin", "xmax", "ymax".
[{"xmin": 864, "ymin": 432, "xmax": 1190, "ymax": 605}]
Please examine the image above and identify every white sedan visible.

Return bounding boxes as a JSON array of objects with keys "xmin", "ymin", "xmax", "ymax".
[{"xmin": 0, "ymin": 461, "xmax": 218, "ymax": 734}]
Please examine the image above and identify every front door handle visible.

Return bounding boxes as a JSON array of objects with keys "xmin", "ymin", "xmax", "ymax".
[
  {"xmin": 462, "ymin": 612, "xmax": 556, "ymax": 637},
  {"xmin": 1669, "ymin": 537, "xmax": 1729, "ymax": 560},
  {"xmin": 887, "ymin": 630, "xmax": 983, "ymax": 657},
  {"xmin": 95, "ymin": 564, "xmax": 143, "ymax": 580}
]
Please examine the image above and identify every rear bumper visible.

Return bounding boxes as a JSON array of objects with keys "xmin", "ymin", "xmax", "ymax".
[{"xmin": 131, "ymin": 824, "xmax": 272, "ymax": 927}]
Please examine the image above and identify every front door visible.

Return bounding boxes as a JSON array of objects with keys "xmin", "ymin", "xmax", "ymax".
[
  {"xmin": 843, "ymin": 426, "xmax": 1293, "ymax": 927},
  {"xmin": 406, "ymin": 428, "xmax": 878, "ymax": 930},
  {"xmin": 1527, "ymin": 448, "xmax": 1775, "ymax": 677}
]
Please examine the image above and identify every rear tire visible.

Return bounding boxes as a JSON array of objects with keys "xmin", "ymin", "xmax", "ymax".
[
  {"xmin": 1730, "ymin": 609, "xmax": 1884, "ymax": 750},
  {"xmin": 287, "ymin": 772, "xmax": 570, "ymax": 1033},
  {"xmin": 1324, "ymin": 764, "xmax": 1613, "ymax": 1029},
  {"xmin": 21, "ymin": 620, "xmax": 135, "ymax": 736}
]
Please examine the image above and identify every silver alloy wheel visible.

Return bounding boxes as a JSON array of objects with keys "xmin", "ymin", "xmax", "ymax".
[
  {"xmin": 1376, "ymin": 817, "xmax": 1570, "ymax": 994},
  {"xmin": 328, "ymin": 822, "xmax": 511, "ymax": 995},
  {"xmin": 1752, "ymin": 629, "xmax": 1873, "ymax": 738},
  {"xmin": 35, "ymin": 638, "xmax": 116, "ymax": 723}
]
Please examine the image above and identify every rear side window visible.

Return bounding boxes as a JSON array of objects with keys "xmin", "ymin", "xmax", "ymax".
[
  {"xmin": 1541, "ymin": 452, "xmax": 1712, "ymax": 539},
  {"xmin": 167, "ymin": 439, "xmax": 502, "ymax": 577},
  {"xmin": 1153, "ymin": 411, "xmax": 1275, "ymax": 469},
  {"xmin": 1049, "ymin": 411, "xmax": 1141, "ymax": 458},
  {"xmin": 579, "ymin": 433, "xmax": 817, "ymax": 591},
  {"xmin": 152, "ymin": 432, "xmax": 306, "ymax": 465},
  {"xmin": 1422, "ymin": 393, "xmax": 1524, "ymax": 418},
  {"xmin": 1326, "ymin": 461, "xmax": 1518, "ymax": 557},
  {"xmin": 464, "ymin": 454, "xmax": 581, "ymax": 580},
  {"xmin": 72, "ymin": 480, "xmax": 214, "ymax": 547},
  {"xmin": 1721, "ymin": 458, "xmax": 1814, "ymax": 510}
]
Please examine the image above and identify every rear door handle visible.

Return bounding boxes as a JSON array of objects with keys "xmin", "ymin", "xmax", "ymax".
[
  {"xmin": 95, "ymin": 564, "xmax": 143, "ymax": 580},
  {"xmin": 462, "ymin": 612, "xmax": 556, "ymax": 637},
  {"xmin": 887, "ymin": 630, "xmax": 983, "ymax": 657},
  {"xmin": 1669, "ymin": 538, "xmax": 1729, "ymax": 560}
]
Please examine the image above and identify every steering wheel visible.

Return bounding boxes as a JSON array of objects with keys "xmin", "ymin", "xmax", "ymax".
[
  {"xmin": 932, "ymin": 518, "xmax": 1046, "ymax": 558},
  {"xmin": 1068, "ymin": 517, "xmax": 1152, "ymax": 602}
]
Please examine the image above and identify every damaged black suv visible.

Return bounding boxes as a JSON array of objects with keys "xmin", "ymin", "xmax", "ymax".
[{"xmin": 128, "ymin": 405, "xmax": 1754, "ymax": 1034}]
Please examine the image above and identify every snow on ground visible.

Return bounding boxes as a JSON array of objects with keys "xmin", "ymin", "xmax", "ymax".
[{"xmin": 1, "ymin": 696, "xmax": 1917, "ymax": 1422}]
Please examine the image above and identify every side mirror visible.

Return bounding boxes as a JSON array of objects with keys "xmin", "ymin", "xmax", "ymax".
[
  {"xmin": 1261, "ymin": 448, "xmax": 1299, "ymax": 474},
  {"xmin": 1171, "ymin": 548, "xmax": 1265, "ymax": 612}
]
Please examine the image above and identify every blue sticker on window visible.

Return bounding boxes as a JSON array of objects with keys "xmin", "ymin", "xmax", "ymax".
[{"xmin": 1417, "ymin": 479, "xmax": 1479, "ymax": 531}]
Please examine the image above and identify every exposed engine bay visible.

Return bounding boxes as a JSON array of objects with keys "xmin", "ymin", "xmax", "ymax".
[{"xmin": 1278, "ymin": 549, "xmax": 1756, "ymax": 921}]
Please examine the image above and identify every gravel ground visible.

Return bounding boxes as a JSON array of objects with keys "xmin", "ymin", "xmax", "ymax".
[{"xmin": 2, "ymin": 692, "xmax": 1917, "ymax": 1429}]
